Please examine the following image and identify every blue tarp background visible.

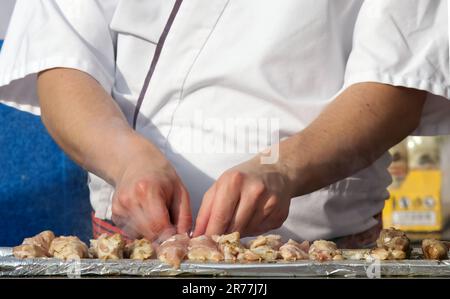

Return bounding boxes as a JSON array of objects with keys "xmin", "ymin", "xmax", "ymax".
[{"xmin": 0, "ymin": 41, "xmax": 92, "ymax": 246}]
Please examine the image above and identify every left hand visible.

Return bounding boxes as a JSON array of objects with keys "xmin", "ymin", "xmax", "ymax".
[{"xmin": 193, "ymin": 155, "xmax": 296, "ymax": 237}]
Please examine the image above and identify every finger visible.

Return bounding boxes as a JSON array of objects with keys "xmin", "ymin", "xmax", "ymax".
[
  {"xmin": 110, "ymin": 194, "xmax": 143, "ymax": 238},
  {"xmin": 259, "ymin": 210, "xmax": 284, "ymax": 233},
  {"xmin": 205, "ymin": 172, "xmax": 243, "ymax": 236},
  {"xmin": 240, "ymin": 195, "xmax": 278, "ymax": 237},
  {"xmin": 226, "ymin": 197, "xmax": 255, "ymax": 235},
  {"xmin": 137, "ymin": 186, "xmax": 175, "ymax": 239},
  {"xmin": 193, "ymin": 183, "xmax": 217, "ymax": 237},
  {"xmin": 171, "ymin": 184, "xmax": 193, "ymax": 234},
  {"xmin": 123, "ymin": 203, "xmax": 157, "ymax": 240},
  {"xmin": 247, "ymin": 197, "xmax": 286, "ymax": 236},
  {"xmin": 120, "ymin": 218, "xmax": 144, "ymax": 240},
  {"xmin": 111, "ymin": 197, "xmax": 154, "ymax": 241},
  {"xmin": 227, "ymin": 182, "xmax": 266, "ymax": 234},
  {"xmin": 226, "ymin": 198, "xmax": 258, "ymax": 234},
  {"xmin": 239, "ymin": 208, "xmax": 266, "ymax": 237},
  {"xmin": 126, "ymin": 181, "xmax": 174, "ymax": 240},
  {"xmin": 111, "ymin": 198, "xmax": 129, "ymax": 227}
]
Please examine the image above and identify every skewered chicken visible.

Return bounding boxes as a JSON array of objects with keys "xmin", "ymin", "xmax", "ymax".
[
  {"xmin": 309, "ymin": 240, "xmax": 344, "ymax": 261},
  {"xmin": 187, "ymin": 235, "xmax": 224, "ymax": 262},
  {"xmin": 422, "ymin": 239, "xmax": 449, "ymax": 260},
  {"xmin": 376, "ymin": 227, "xmax": 410, "ymax": 253},
  {"xmin": 13, "ymin": 230, "xmax": 55, "ymax": 258},
  {"xmin": 90, "ymin": 233, "xmax": 125, "ymax": 260},
  {"xmin": 49, "ymin": 236, "xmax": 89, "ymax": 260},
  {"xmin": 157, "ymin": 234, "xmax": 190, "ymax": 269},
  {"xmin": 279, "ymin": 239, "xmax": 310, "ymax": 261},
  {"xmin": 244, "ymin": 234, "xmax": 282, "ymax": 261},
  {"xmin": 125, "ymin": 239, "xmax": 154, "ymax": 260},
  {"xmin": 212, "ymin": 232, "xmax": 246, "ymax": 262}
]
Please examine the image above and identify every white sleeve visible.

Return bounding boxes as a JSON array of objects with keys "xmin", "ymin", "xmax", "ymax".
[
  {"xmin": 345, "ymin": 0, "xmax": 450, "ymax": 136},
  {"xmin": 0, "ymin": 0, "xmax": 119, "ymax": 115}
]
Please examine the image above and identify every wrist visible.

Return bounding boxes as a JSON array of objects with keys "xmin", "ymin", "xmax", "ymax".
[
  {"xmin": 275, "ymin": 136, "xmax": 310, "ymax": 198},
  {"xmin": 110, "ymin": 132, "xmax": 167, "ymax": 186}
]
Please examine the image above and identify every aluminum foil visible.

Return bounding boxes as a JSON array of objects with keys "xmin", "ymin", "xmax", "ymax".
[
  {"xmin": 0, "ymin": 248, "xmax": 12, "ymax": 257},
  {"xmin": 1, "ymin": 247, "xmax": 450, "ymax": 277}
]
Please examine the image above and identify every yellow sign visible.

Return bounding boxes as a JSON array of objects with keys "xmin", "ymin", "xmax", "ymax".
[{"xmin": 383, "ymin": 169, "xmax": 442, "ymax": 232}]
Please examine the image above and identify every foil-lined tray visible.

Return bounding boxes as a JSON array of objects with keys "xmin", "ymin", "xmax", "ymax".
[{"xmin": 1, "ymin": 247, "xmax": 450, "ymax": 277}]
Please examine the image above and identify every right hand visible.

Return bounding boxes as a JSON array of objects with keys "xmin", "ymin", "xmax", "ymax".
[{"xmin": 111, "ymin": 149, "xmax": 192, "ymax": 241}]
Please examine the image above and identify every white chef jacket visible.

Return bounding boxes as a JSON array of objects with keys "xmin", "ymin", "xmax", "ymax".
[{"xmin": 0, "ymin": 0, "xmax": 449, "ymax": 241}]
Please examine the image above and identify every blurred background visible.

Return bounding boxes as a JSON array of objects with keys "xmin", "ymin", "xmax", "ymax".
[
  {"xmin": 0, "ymin": 1, "xmax": 91, "ymax": 246},
  {"xmin": 385, "ymin": 136, "xmax": 450, "ymax": 242}
]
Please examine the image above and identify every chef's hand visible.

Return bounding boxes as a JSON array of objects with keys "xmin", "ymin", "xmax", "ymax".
[
  {"xmin": 111, "ymin": 150, "xmax": 192, "ymax": 241},
  {"xmin": 193, "ymin": 154, "xmax": 295, "ymax": 237},
  {"xmin": 37, "ymin": 69, "xmax": 193, "ymax": 242}
]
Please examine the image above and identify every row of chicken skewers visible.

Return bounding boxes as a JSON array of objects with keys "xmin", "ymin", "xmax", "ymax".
[{"xmin": 12, "ymin": 228, "xmax": 450, "ymax": 269}]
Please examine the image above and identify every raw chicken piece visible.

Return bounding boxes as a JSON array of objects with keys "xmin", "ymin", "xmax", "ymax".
[
  {"xmin": 22, "ymin": 230, "xmax": 55, "ymax": 252},
  {"xmin": 241, "ymin": 249, "xmax": 261, "ymax": 261},
  {"xmin": 376, "ymin": 228, "xmax": 410, "ymax": 252},
  {"xmin": 90, "ymin": 233, "xmax": 125, "ymax": 260},
  {"xmin": 243, "ymin": 246, "xmax": 278, "ymax": 261},
  {"xmin": 369, "ymin": 248, "xmax": 406, "ymax": 260},
  {"xmin": 212, "ymin": 232, "xmax": 246, "ymax": 262},
  {"xmin": 187, "ymin": 235, "xmax": 224, "ymax": 262},
  {"xmin": 13, "ymin": 230, "xmax": 55, "ymax": 258},
  {"xmin": 49, "ymin": 236, "xmax": 89, "ymax": 260},
  {"xmin": 244, "ymin": 234, "xmax": 282, "ymax": 261},
  {"xmin": 422, "ymin": 239, "xmax": 449, "ymax": 260},
  {"xmin": 373, "ymin": 228, "xmax": 410, "ymax": 260},
  {"xmin": 157, "ymin": 234, "xmax": 190, "ymax": 269},
  {"xmin": 309, "ymin": 240, "xmax": 344, "ymax": 261},
  {"xmin": 125, "ymin": 239, "xmax": 154, "ymax": 260},
  {"xmin": 341, "ymin": 249, "xmax": 371, "ymax": 260},
  {"xmin": 279, "ymin": 239, "xmax": 310, "ymax": 261},
  {"xmin": 369, "ymin": 248, "xmax": 390, "ymax": 260},
  {"xmin": 13, "ymin": 244, "xmax": 48, "ymax": 259},
  {"xmin": 249, "ymin": 235, "xmax": 282, "ymax": 250},
  {"xmin": 390, "ymin": 249, "xmax": 406, "ymax": 260}
]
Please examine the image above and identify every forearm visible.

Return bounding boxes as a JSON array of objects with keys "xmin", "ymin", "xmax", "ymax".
[
  {"xmin": 280, "ymin": 82, "xmax": 426, "ymax": 196},
  {"xmin": 37, "ymin": 68, "xmax": 163, "ymax": 186}
]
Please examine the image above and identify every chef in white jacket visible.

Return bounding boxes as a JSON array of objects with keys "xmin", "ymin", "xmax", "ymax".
[{"xmin": 0, "ymin": 0, "xmax": 449, "ymax": 246}]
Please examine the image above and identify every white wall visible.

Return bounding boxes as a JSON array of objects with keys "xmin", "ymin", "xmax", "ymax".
[{"xmin": 0, "ymin": 0, "xmax": 16, "ymax": 39}]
